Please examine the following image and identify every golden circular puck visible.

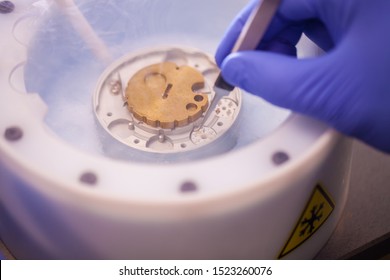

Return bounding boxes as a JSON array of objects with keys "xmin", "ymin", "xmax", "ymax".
[{"xmin": 126, "ymin": 62, "xmax": 209, "ymax": 129}]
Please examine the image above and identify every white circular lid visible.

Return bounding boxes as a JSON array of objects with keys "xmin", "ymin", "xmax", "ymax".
[{"xmin": 0, "ymin": 0, "xmax": 337, "ymax": 207}]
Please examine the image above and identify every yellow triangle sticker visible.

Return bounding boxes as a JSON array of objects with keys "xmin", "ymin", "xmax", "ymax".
[{"xmin": 278, "ymin": 184, "xmax": 335, "ymax": 259}]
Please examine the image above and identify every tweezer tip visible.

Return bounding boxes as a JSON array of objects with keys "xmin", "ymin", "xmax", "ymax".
[{"xmin": 214, "ymin": 74, "xmax": 235, "ymax": 91}]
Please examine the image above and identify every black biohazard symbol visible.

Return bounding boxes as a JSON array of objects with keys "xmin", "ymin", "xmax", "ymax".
[{"xmin": 299, "ymin": 203, "xmax": 324, "ymax": 237}]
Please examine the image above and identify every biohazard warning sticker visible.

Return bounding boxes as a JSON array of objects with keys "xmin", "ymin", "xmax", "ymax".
[{"xmin": 278, "ymin": 184, "xmax": 335, "ymax": 259}]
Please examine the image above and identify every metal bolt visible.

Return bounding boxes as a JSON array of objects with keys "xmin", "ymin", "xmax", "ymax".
[
  {"xmin": 4, "ymin": 126, "xmax": 23, "ymax": 142},
  {"xmin": 0, "ymin": 1, "xmax": 15, "ymax": 14},
  {"xmin": 110, "ymin": 80, "xmax": 121, "ymax": 95},
  {"xmin": 158, "ymin": 133, "xmax": 166, "ymax": 143},
  {"xmin": 80, "ymin": 172, "xmax": 98, "ymax": 186},
  {"xmin": 128, "ymin": 121, "xmax": 135, "ymax": 130},
  {"xmin": 272, "ymin": 151, "xmax": 290, "ymax": 166},
  {"xmin": 180, "ymin": 181, "xmax": 198, "ymax": 193}
]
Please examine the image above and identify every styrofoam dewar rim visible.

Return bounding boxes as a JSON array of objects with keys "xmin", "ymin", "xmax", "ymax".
[{"xmin": 0, "ymin": 0, "xmax": 335, "ymax": 208}]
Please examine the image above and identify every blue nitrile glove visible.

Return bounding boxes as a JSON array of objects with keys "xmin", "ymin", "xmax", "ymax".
[{"xmin": 216, "ymin": 0, "xmax": 390, "ymax": 153}]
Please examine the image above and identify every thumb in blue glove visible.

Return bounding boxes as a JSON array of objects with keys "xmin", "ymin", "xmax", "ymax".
[{"xmin": 216, "ymin": 0, "xmax": 390, "ymax": 153}]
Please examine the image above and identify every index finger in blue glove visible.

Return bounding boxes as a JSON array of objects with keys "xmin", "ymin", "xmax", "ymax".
[
  {"xmin": 218, "ymin": 0, "xmax": 390, "ymax": 153},
  {"xmin": 215, "ymin": 0, "xmax": 323, "ymax": 67}
]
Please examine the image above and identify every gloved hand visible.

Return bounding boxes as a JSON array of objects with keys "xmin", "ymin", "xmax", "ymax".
[{"xmin": 216, "ymin": 0, "xmax": 390, "ymax": 153}]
